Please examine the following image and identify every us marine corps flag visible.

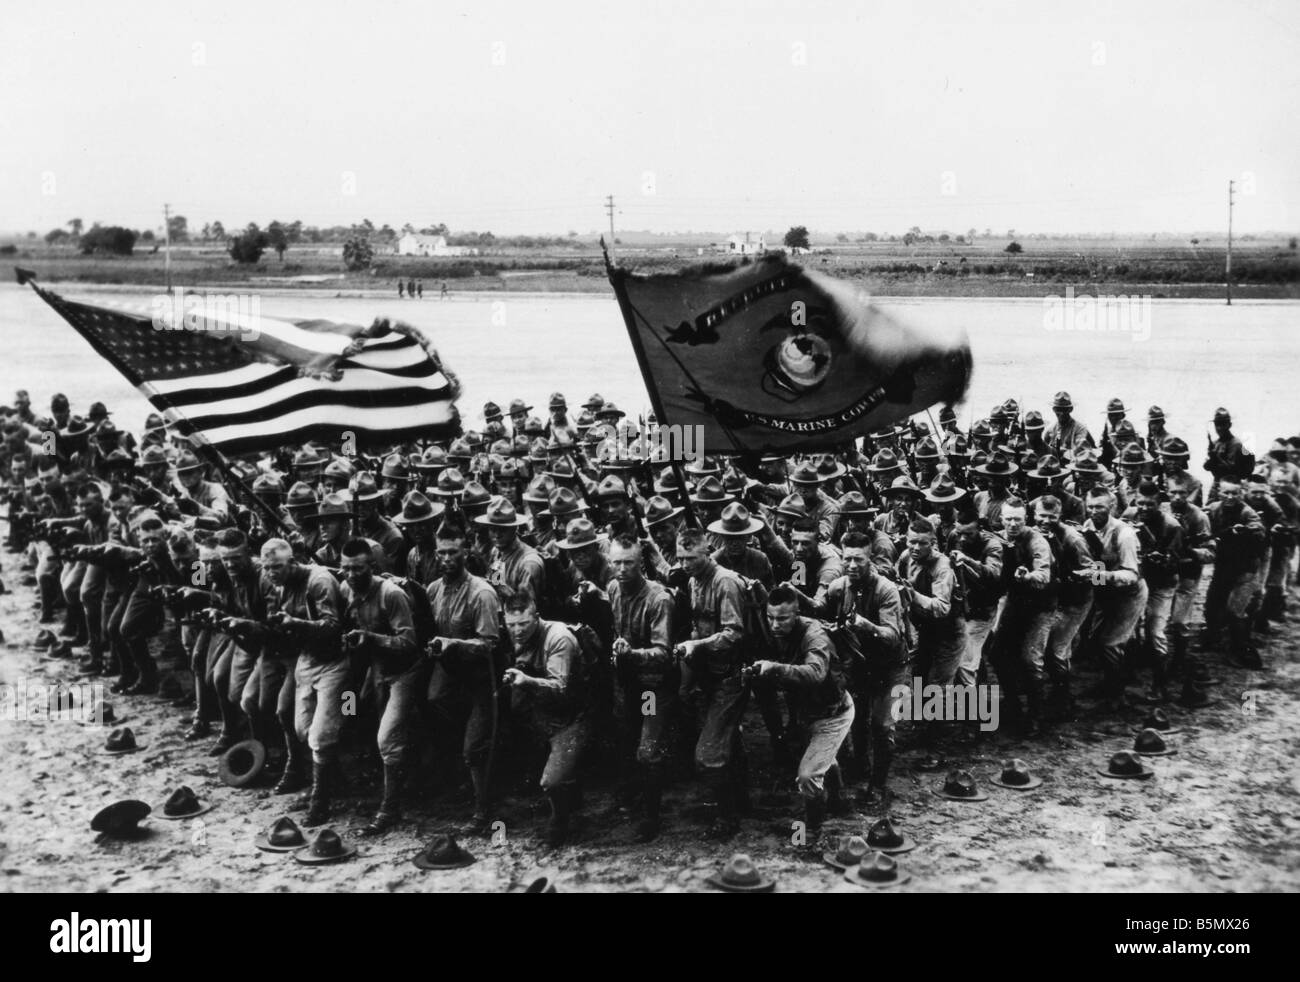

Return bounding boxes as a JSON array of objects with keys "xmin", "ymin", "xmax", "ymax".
[{"xmin": 607, "ymin": 251, "xmax": 972, "ymax": 454}]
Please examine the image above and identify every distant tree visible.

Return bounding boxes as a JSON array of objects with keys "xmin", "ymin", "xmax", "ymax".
[
  {"xmin": 267, "ymin": 221, "xmax": 289, "ymax": 262},
  {"xmin": 783, "ymin": 225, "xmax": 811, "ymax": 250},
  {"xmin": 1289, "ymin": 237, "xmax": 1297, "ymax": 251},
  {"xmin": 45, "ymin": 228, "xmax": 70, "ymax": 246},
  {"xmin": 228, "ymin": 229, "xmax": 269, "ymax": 264},
  {"xmin": 342, "ymin": 237, "xmax": 374, "ymax": 271},
  {"xmin": 1006, "ymin": 229, "xmax": 1015, "ymax": 238},
  {"xmin": 1004, "ymin": 240, "xmax": 1023, "ymax": 254},
  {"xmin": 420, "ymin": 223, "xmax": 449, "ymax": 237},
  {"xmin": 903, "ymin": 232, "xmax": 917, "ymax": 246},
  {"xmin": 568, "ymin": 230, "xmax": 579, "ymax": 238},
  {"xmin": 80, "ymin": 226, "xmax": 137, "ymax": 255},
  {"xmin": 167, "ymin": 214, "xmax": 189, "ymax": 242},
  {"xmin": 938, "ymin": 233, "xmax": 950, "ymax": 242},
  {"xmin": 836, "ymin": 233, "xmax": 849, "ymax": 243},
  {"xmin": 1189, "ymin": 237, "xmax": 1200, "ymax": 248},
  {"xmin": 861, "ymin": 232, "xmax": 879, "ymax": 242},
  {"xmin": 967, "ymin": 228, "xmax": 977, "ymax": 242},
  {"xmin": 141, "ymin": 230, "xmax": 155, "ymax": 243},
  {"xmin": 377, "ymin": 224, "xmax": 396, "ymax": 243},
  {"xmin": 908, "ymin": 226, "xmax": 922, "ymax": 237},
  {"xmin": 210, "ymin": 221, "xmax": 226, "ymax": 241},
  {"xmin": 67, "ymin": 218, "xmax": 83, "ymax": 238},
  {"xmin": 26, "ymin": 230, "xmax": 37, "ymax": 239},
  {"xmin": 983, "ymin": 228, "xmax": 992, "ymax": 238},
  {"xmin": 401, "ymin": 223, "xmax": 416, "ymax": 236},
  {"xmin": 954, "ymin": 235, "xmax": 966, "ymax": 244}
]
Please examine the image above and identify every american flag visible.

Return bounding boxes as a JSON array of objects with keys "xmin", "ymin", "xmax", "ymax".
[{"xmin": 20, "ymin": 272, "xmax": 461, "ymax": 456}]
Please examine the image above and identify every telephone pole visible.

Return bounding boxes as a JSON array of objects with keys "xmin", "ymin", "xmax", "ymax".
[
  {"xmin": 163, "ymin": 203, "xmax": 172, "ymax": 291},
  {"xmin": 605, "ymin": 195, "xmax": 616, "ymax": 255},
  {"xmin": 1226, "ymin": 180, "xmax": 1234, "ymax": 306}
]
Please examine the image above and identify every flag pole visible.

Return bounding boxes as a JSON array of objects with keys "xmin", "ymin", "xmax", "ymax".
[{"xmin": 602, "ymin": 241, "xmax": 700, "ymax": 528}]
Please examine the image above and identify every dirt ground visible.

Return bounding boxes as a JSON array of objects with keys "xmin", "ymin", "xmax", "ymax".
[{"xmin": 2, "ymin": 556, "xmax": 1297, "ymax": 894}]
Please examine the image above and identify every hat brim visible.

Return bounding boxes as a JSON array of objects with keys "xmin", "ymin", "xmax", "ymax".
[
  {"xmin": 884, "ymin": 487, "xmax": 923, "ymax": 499},
  {"xmin": 294, "ymin": 841, "xmax": 359, "ymax": 865},
  {"xmin": 351, "ymin": 490, "xmax": 386, "ymax": 502},
  {"xmin": 255, "ymin": 834, "xmax": 309, "ymax": 853},
  {"xmin": 866, "ymin": 836, "xmax": 917, "ymax": 855},
  {"xmin": 1096, "ymin": 767, "xmax": 1154, "ymax": 780},
  {"xmin": 472, "ymin": 514, "xmax": 530, "ymax": 528},
  {"xmin": 645, "ymin": 507, "xmax": 686, "ymax": 527},
  {"xmin": 866, "ymin": 464, "xmax": 903, "ymax": 474},
  {"xmin": 157, "ymin": 802, "xmax": 214, "ymax": 820},
  {"xmin": 219, "ymin": 739, "xmax": 268, "ymax": 788},
  {"xmin": 1026, "ymin": 469, "xmax": 1066, "ymax": 481},
  {"xmin": 708, "ymin": 518, "xmax": 765, "ymax": 537},
  {"xmin": 705, "ymin": 874, "xmax": 776, "ymax": 893},
  {"xmin": 412, "ymin": 851, "xmax": 476, "ymax": 871},
  {"xmin": 393, "ymin": 510, "xmax": 445, "ymax": 525},
  {"xmin": 822, "ymin": 852, "xmax": 869, "ymax": 871},
  {"xmin": 932, "ymin": 787, "xmax": 989, "ymax": 802},
  {"xmin": 688, "ymin": 494, "xmax": 736, "ymax": 506},
  {"xmin": 556, "ymin": 535, "xmax": 607, "ymax": 551},
  {"xmin": 989, "ymin": 775, "xmax": 1044, "ymax": 791},
  {"xmin": 842, "ymin": 869, "xmax": 911, "ymax": 890},
  {"xmin": 101, "ymin": 744, "xmax": 146, "ymax": 755},
  {"xmin": 971, "ymin": 464, "xmax": 1020, "ymax": 477}
]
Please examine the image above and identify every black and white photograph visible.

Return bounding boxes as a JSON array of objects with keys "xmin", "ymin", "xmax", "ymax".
[{"xmin": 0, "ymin": 0, "xmax": 1295, "ymax": 924}]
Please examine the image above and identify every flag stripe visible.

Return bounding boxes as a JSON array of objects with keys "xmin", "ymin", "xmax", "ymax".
[
  {"xmin": 182, "ymin": 402, "xmax": 459, "ymax": 454},
  {"xmin": 168, "ymin": 377, "xmax": 454, "ymax": 428}
]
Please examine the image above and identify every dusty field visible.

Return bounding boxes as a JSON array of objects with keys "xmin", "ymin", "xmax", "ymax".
[{"xmin": 1, "ymin": 557, "xmax": 1297, "ymax": 894}]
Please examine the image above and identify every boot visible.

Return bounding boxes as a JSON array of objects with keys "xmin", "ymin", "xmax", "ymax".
[
  {"xmin": 634, "ymin": 765, "xmax": 664, "ymax": 842},
  {"xmin": 704, "ymin": 777, "xmax": 740, "ymax": 840},
  {"xmin": 59, "ymin": 604, "xmax": 83, "ymax": 640},
  {"xmin": 803, "ymin": 793, "xmax": 827, "ymax": 836},
  {"xmin": 1144, "ymin": 643, "xmax": 1170, "ymax": 704},
  {"xmin": 304, "ymin": 758, "xmax": 332, "ymax": 827},
  {"xmin": 1024, "ymin": 679, "xmax": 1046, "ymax": 737},
  {"xmin": 1265, "ymin": 586, "xmax": 1286, "ymax": 622},
  {"xmin": 124, "ymin": 656, "xmax": 158, "ymax": 695},
  {"xmin": 361, "ymin": 763, "xmax": 406, "ymax": 836},
  {"xmin": 458, "ymin": 764, "xmax": 492, "ymax": 836},
  {"xmin": 544, "ymin": 784, "xmax": 576, "ymax": 848},
  {"xmin": 1169, "ymin": 632, "xmax": 1188, "ymax": 677},
  {"xmin": 1228, "ymin": 615, "xmax": 1263, "ymax": 669},
  {"xmin": 110, "ymin": 661, "xmax": 139, "ymax": 694},
  {"xmin": 38, "ymin": 579, "xmax": 59, "ymax": 623},
  {"xmin": 865, "ymin": 733, "xmax": 893, "ymax": 807},
  {"xmin": 78, "ymin": 641, "xmax": 106, "ymax": 676},
  {"xmin": 825, "ymin": 763, "xmax": 850, "ymax": 816},
  {"xmin": 274, "ymin": 733, "xmax": 309, "ymax": 794}
]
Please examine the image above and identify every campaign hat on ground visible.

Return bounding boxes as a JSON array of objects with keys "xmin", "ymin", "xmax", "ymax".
[
  {"xmin": 102, "ymin": 726, "xmax": 145, "ymax": 755},
  {"xmin": 867, "ymin": 449, "xmax": 904, "ymax": 474},
  {"xmin": 705, "ymin": 853, "xmax": 775, "ymax": 893},
  {"xmin": 923, "ymin": 474, "xmax": 965, "ymax": 504},
  {"xmin": 219, "ymin": 739, "xmax": 268, "ymax": 788},
  {"xmin": 1134, "ymin": 708, "xmax": 1181, "ymax": 736},
  {"xmin": 473, "ymin": 498, "xmax": 530, "ymax": 528},
  {"xmin": 556, "ymin": 517, "xmax": 605, "ymax": 551},
  {"xmin": 294, "ymin": 828, "xmax": 358, "ymax": 864},
  {"xmin": 1133, "ymin": 728, "xmax": 1176, "ymax": 757},
  {"xmin": 989, "ymin": 758, "xmax": 1044, "ymax": 790},
  {"xmin": 708, "ymin": 502, "xmax": 764, "ymax": 538},
  {"xmin": 643, "ymin": 495, "xmax": 684, "ymax": 527},
  {"xmin": 1098, "ymin": 750, "xmax": 1154, "ymax": 780},
  {"xmin": 255, "ymin": 817, "xmax": 307, "ymax": 853},
  {"xmin": 393, "ymin": 491, "xmax": 445, "ymax": 526},
  {"xmin": 823, "ymin": 834, "xmax": 870, "ymax": 870},
  {"xmin": 1052, "ymin": 391, "xmax": 1074, "ymax": 411},
  {"xmin": 972, "ymin": 450, "xmax": 1019, "ymax": 477},
  {"xmin": 522, "ymin": 876, "xmax": 558, "ymax": 893},
  {"xmin": 158, "ymin": 785, "xmax": 214, "ymax": 820},
  {"xmin": 1176, "ymin": 678, "xmax": 1214, "ymax": 709},
  {"xmin": 1118, "ymin": 444, "xmax": 1154, "ymax": 467},
  {"xmin": 866, "ymin": 818, "xmax": 917, "ymax": 855},
  {"xmin": 934, "ymin": 769, "xmax": 988, "ymax": 801},
  {"xmin": 80, "ymin": 700, "xmax": 127, "ymax": 726},
  {"xmin": 688, "ymin": 475, "xmax": 734, "ymax": 506},
  {"xmin": 884, "ymin": 475, "xmax": 922, "ymax": 499},
  {"xmin": 1027, "ymin": 454, "xmax": 1068, "ymax": 480},
  {"xmin": 412, "ymin": 833, "xmax": 476, "ymax": 870},
  {"xmin": 91, "ymin": 800, "xmax": 151, "ymax": 838},
  {"xmin": 838, "ymin": 490, "xmax": 878, "ymax": 516},
  {"xmin": 842, "ymin": 851, "xmax": 911, "ymax": 890}
]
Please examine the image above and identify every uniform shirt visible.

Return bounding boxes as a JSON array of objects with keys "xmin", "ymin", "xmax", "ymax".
[
  {"xmin": 184, "ymin": 479, "xmax": 232, "ymax": 524},
  {"xmin": 1203, "ymin": 435, "xmax": 1254, "ymax": 484},
  {"xmin": 1001, "ymin": 526, "xmax": 1055, "ymax": 610},
  {"xmin": 947, "ymin": 529, "xmax": 1004, "ymax": 618},
  {"xmin": 974, "ymin": 487, "xmax": 1010, "ymax": 531},
  {"xmin": 511, "ymin": 619, "xmax": 581, "ymax": 727},
  {"xmin": 819, "ymin": 573, "xmax": 906, "ymax": 663},
  {"xmin": 793, "ymin": 542, "xmax": 843, "ymax": 611},
  {"xmin": 488, "ymin": 536, "xmax": 547, "ymax": 601},
  {"xmin": 315, "ymin": 536, "xmax": 391, "ymax": 574},
  {"xmin": 1045, "ymin": 417, "xmax": 1095, "ymax": 458},
  {"xmin": 1122, "ymin": 508, "xmax": 1185, "ymax": 590},
  {"xmin": 801, "ymin": 490, "xmax": 841, "ymax": 543},
  {"xmin": 266, "ymin": 562, "xmax": 343, "ymax": 661},
  {"xmin": 713, "ymin": 544, "xmax": 773, "ymax": 588},
  {"xmin": 765, "ymin": 616, "xmax": 849, "ymax": 721},
  {"xmin": 360, "ymin": 513, "xmax": 409, "ymax": 574},
  {"xmin": 1205, "ymin": 500, "xmax": 1266, "ymax": 573},
  {"xmin": 340, "ymin": 576, "xmax": 417, "ymax": 675},
  {"xmin": 1044, "ymin": 523, "xmax": 1095, "ymax": 607},
  {"xmin": 427, "ymin": 570, "xmax": 502, "ymax": 667},
  {"xmin": 404, "ymin": 541, "xmax": 440, "ymax": 588},
  {"xmin": 685, "ymin": 557, "xmax": 745, "ymax": 673},
  {"xmin": 1080, "ymin": 516, "xmax": 1141, "ymax": 593},
  {"xmin": 1171, "ymin": 502, "xmax": 1215, "ymax": 572},
  {"xmin": 607, "ymin": 575, "xmax": 674, "ymax": 684},
  {"xmin": 897, "ymin": 551, "xmax": 962, "ymax": 639}
]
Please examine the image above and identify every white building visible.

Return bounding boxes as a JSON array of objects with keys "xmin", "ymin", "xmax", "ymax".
[
  {"xmin": 726, "ymin": 233, "xmax": 766, "ymax": 255},
  {"xmin": 396, "ymin": 232, "xmax": 479, "ymax": 257}
]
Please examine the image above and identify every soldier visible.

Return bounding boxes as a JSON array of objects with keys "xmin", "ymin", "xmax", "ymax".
[
  {"xmin": 673, "ymin": 526, "xmax": 748, "ymax": 839},
  {"xmin": 1125, "ymin": 480, "xmax": 1186, "ymax": 702},
  {"xmin": 875, "ymin": 475, "xmax": 924, "ymax": 552},
  {"xmin": 173, "ymin": 449, "xmax": 232, "ymax": 525},
  {"xmin": 351, "ymin": 472, "xmax": 408, "ymax": 574},
  {"xmin": 1079, "ymin": 487, "xmax": 1145, "ymax": 710},
  {"xmin": 425, "ymin": 520, "xmax": 505, "ymax": 834},
  {"xmin": 337, "ymin": 538, "xmax": 420, "ymax": 835},
  {"xmin": 391, "ymin": 491, "xmax": 445, "ymax": 586},
  {"xmin": 788, "ymin": 460, "xmax": 843, "ymax": 542},
  {"xmin": 1243, "ymin": 474, "xmax": 1287, "ymax": 635},
  {"xmin": 114, "ymin": 517, "xmax": 185, "ymax": 695},
  {"xmin": 989, "ymin": 497, "xmax": 1056, "ymax": 736},
  {"xmin": 1026, "ymin": 455, "xmax": 1085, "ymax": 524},
  {"xmin": 784, "ymin": 516, "xmax": 844, "ymax": 613},
  {"xmin": 1203, "ymin": 408, "xmax": 1255, "ymax": 502},
  {"xmin": 640, "ymin": 494, "xmax": 685, "ymax": 581},
  {"xmin": 1263, "ymin": 471, "xmax": 1299, "ymax": 622},
  {"xmin": 477, "ymin": 497, "xmax": 546, "ymax": 602},
  {"xmin": 1044, "ymin": 391, "xmax": 1095, "ymax": 459},
  {"xmin": 1164, "ymin": 472, "xmax": 1215, "ymax": 676},
  {"xmin": 972, "ymin": 451, "xmax": 1019, "ymax": 532},
  {"xmin": 835, "ymin": 492, "xmax": 894, "ymax": 573},
  {"xmin": 710, "ymin": 502, "xmax": 774, "ymax": 587},
  {"xmin": 948, "ymin": 505, "xmax": 1004, "ymax": 696},
  {"xmin": 501, "ymin": 589, "xmax": 590, "ymax": 847},
  {"xmin": 592, "ymin": 474, "xmax": 639, "ymax": 540},
  {"xmin": 1146, "ymin": 406, "xmax": 1172, "ymax": 453},
  {"xmin": 379, "ymin": 453, "xmax": 415, "ymax": 518},
  {"xmin": 1203, "ymin": 479, "xmax": 1267, "ymax": 667},
  {"xmin": 1157, "ymin": 437, "xmax": 1203, "ymax": 505},
  {"xmin": 897, "ymin": 517, "xmax": 964, "ymax": 770},
  {"xmin": 745, "ymin": 584, "xmax": 854, "ymax": 839},
  {"xmin": 1035, "ymin": 495, "xmax": 1095, "ymax": 718}
]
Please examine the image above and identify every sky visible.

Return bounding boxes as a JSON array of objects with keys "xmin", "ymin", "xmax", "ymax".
[{"xmin": 1, "ymin": 0, "xmax": 1297, "ymax": 237}]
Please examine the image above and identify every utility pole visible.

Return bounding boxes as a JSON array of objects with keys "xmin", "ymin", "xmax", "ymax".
[
  {"xmin": 605, "ymin": 195, "xmax": 616, "ymax": 256},
  {"xmin": 163, "ymin": 203, "xmax": 172, "ymax": 292},
  {"xmin": 1225, "ymin": 180, "xmax": 1234, "ymax": 306}
]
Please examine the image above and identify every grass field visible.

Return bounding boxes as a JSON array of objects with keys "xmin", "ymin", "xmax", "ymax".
[{"xmin": 2, "ymin": 236, "xmax": 1297, "ymax": 299}]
